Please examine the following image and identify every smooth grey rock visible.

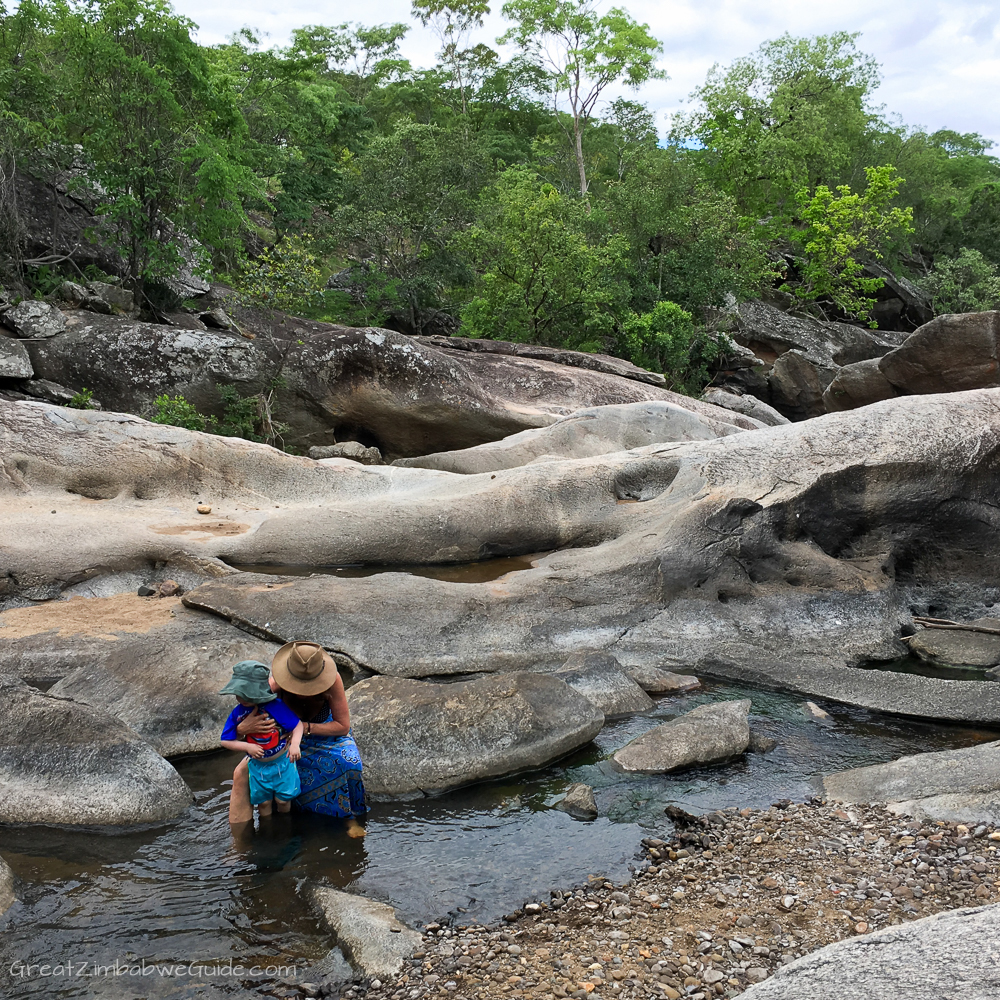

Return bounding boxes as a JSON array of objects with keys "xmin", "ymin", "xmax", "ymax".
[
  {"xmin": 307, "ymin": 885, "xmax": 422, "ymax": 979},
  {"xmin": 5, "ymin": 300, "xmax": 66, "ymax": 338},
  {"xmin": 700, "ymin": 388, "xmax": 789, "ymax": 426},
  {"xmin": 0, "ymin": 854, "xmax": 16, "ymax": 915},
  {"xmin": 28, "ymin": 600, "xmax": 281, "ymax": 756},
  {"xmin": 0, "ymin": 336, "xmax": 32, "ymax": 378},
  {"xmin": 347, "ymin": 674, "xmax": 604, "ymax": 796},
  {"xmin": 394, "ymin": 401, "xmax": 757, "ymax": 474},
  {"xmin": 200, "ymin": 307, "xmax": 232, "ymax": 330},
  {"xmin": 548, "ymin": 652, "xmax": 653, "ymax": 717},
  {"xmin": 908, "ymin": 619, "xmax": 1000, "ymax": 667},
  {"xmin": 0, "ymin": 674, "xmax": 192, "ymax": 825},
  {"xmin": 741, "ymin": 904, "xmax": 1000, "ymax": 1000},
  {"xmin": 734, "ymin": 299, "xmax": 903, "ymax": 368},
  {"xmin": 823, "ymin": 357, "xmax": 900, "ymax": 412},
  {"xmin": 623, "ymin": 665, "xmax": 701, "ymax": 694},
  {"xmin": 824, "ymin": 739, "xmax": 1000, "ymax": 825},
  {"xmin": 310, "ymin": 441, "xmax": 383, "ymax": 465},
  {"xmin": 613, "ymin": 700, "xmax": 751, "ymax": 773},
  {"xmin": 86, "ymin": 281, "xmax": 136, "ymax": 318},
  {"xmin": 22, "ymin": 315, "xmax": 755, "ymax": 458},
  {"xmin": 880, "ymin": 310, "xmax": 1000, "ymax": 394},
  {"xmin": 767, "ymin": 349, "xmax": 837, "ymax": 419},
  {"xmin": 556, "ymin": 782, "xmax": 598, "ymax": 820}
]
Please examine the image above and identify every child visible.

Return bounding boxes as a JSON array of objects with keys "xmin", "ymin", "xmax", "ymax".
[{"xmin": 219, "ymin": 660, "xmax": 304, "ymax": 816}]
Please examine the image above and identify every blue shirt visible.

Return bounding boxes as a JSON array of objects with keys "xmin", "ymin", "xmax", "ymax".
[{"xmin": 221, "ymin": 699, "xmax": 301, "ymax": 760}]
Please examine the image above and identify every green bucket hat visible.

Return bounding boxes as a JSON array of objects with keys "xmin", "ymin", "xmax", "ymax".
[{"xmin": 218, "ymin": 660, "xmax": 277, "ymax": 704}]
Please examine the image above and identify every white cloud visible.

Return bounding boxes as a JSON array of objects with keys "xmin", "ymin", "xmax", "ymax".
[{"xmin": 175, "ymin": 0, "xmax": 1000, "ymax": 146}]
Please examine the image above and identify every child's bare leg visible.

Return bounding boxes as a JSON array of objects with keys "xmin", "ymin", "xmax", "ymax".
[
  {"xmin": 275, "ymin": 798, "xmax": 291, "ymax": 814},
  {"xmin": 345, "ymin": 816, "xmax": 367, "ymax": 838},
  {"xmin": 258, "ymin": 798, "xmax": 273, "ymax": 817}
]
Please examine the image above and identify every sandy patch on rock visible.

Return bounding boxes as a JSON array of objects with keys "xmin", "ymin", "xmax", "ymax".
[{"xmin": 0, "ymin": 594, "xmax": 180, "ymax": 639}]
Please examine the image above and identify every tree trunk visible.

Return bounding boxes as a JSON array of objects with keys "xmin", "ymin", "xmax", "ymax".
[{"xmin": 573, "ymin": 117, "xmax": 588, "ymax": 197}]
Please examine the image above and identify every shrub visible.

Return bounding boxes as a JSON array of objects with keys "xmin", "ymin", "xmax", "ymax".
[{"xmin": 916, "ymin": 248, "xmax": 1000, "ymax": 314}]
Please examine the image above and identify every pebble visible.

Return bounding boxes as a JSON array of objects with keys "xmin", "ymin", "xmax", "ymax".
[{"xmin": 355, "ymin": 803, "xmax": 1000, "ymax": 1000}]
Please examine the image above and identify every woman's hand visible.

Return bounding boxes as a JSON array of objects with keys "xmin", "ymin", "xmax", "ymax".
[{"xmin": 236, "ymin": 707, "xmax": 277, "ymax": 737}]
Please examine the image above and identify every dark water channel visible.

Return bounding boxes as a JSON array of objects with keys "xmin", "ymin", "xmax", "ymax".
[{"xmin": 2, "ymin": 680, "xmax": 999, "ymax": 1000}]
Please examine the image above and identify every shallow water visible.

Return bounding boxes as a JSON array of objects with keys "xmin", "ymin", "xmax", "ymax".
[
  {"xmin": 2, "ymin": 680, "xmax": 999, "ymax": 1000},
  {"xmin": 228, "ymin": 553, "xmax": 547, "ymax": 584}
]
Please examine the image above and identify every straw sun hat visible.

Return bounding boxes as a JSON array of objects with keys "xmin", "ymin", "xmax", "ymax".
[{"xmin": 271, "ymin": 640, "xmax": 338, "ymax": 695}]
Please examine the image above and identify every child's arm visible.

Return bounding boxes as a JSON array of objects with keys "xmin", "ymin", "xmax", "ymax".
[
  {"xmin": 221, "ymin": 738, "xmax": 264, "ymax": 759},
  {"xmin": 286, "ymin": 720, "xmax": 305, "ymax": 762}
]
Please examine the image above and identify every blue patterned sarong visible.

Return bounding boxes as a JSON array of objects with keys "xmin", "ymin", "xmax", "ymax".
[{"xmin": 294, "ymin": 711, "xmax": 368, "ymax": 817}]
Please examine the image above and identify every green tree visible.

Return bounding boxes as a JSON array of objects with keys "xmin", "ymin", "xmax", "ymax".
[
  {"xmin": 499, "ymin": 0, "xmax": 664, "ymax": 196},
  {"xmin": 916, "ymin": 249, "xmax": 1000, "ymax": 314},
  {"xmin": 412, "ymin": 0, "xmax": 490, "ymax": 115},
  {"xmin": 789, "ymin": 164, "xmax": 914, "ymax": 325},
  {"xmin": 47, "ymin": 0, "xmax": 254, "ymax": 299},
  {"xmin": 675, "ymin": 32, "xmax": 881, "ymax": 217},
  {"xmin": 605, "ymin": 149, "xmax": 774, "ymax": 314},
  {"xmin": 457, "ymin": 166, "xmax": 629, "ymax": 346},
  {"xmin": 331, "ymin": 122, "xmax": 488, "ymax": 333}
]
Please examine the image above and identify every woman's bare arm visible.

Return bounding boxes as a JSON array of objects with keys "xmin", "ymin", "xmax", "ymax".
[
  {"xmin": 303, "ymin": 673, "xmax": 351, "ymax": 737},
  {"xmin": 236, "ymin": 706, "xmax": 278, "ymax": 737}
]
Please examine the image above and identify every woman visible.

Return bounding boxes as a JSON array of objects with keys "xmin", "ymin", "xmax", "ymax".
[{"xmin": 228, "ymin": 640, "xmax": 368, "ymax": 837}]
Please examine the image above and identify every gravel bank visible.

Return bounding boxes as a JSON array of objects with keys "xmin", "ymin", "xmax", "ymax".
[{"xmin": 329, "ymin": 800, "xmax": 1000, "ymax": 1000}]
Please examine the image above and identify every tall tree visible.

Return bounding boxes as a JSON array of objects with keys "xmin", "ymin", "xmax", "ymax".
[
  {"xmin": 412, "ymin": 0, "xmax": 490, "ymax": 115},
  {"xmin": 499, "ymin": 0, "xmax": 663, "ymax": 196},
  {"xmin": 674, "ymin": 32, "xmax": 881, "ymax": 217}
]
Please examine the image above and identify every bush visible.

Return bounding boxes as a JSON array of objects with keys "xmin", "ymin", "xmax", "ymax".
[
  {"xmin": 916, "ymin": 248, "xmax": 1000, "ymax": 314},
  {"xmin": 619, "ymin": 301, "xmax": 723, "ymax": 393},
  {"xmin": 67, "ymin": 387, "xmax": 96, "ymax": 409},
  {"xmin": 237, "ymin": 235, "xmax": 326, "ymax": 314},
  {"xmin": 150, "ymin": 394, "xmax": 207, "ymax": 431}
]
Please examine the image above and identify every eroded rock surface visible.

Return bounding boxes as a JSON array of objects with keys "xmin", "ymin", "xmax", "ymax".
[
  {"xmin": 547, "ymin": 652, "xmax": 653, "ymax": 718},
  {"xmin": 394, "ymin": 400, "xmax": 755, "ymax": 474},
  {"xmin": 347, "ymin": 674, "xmax": 604, "ymax": 796},
  {"xmin": 824, "ymin": 739, "xmax": 1000, "ymax": 825},
  {"xmin": 741, "ymin": 904, "xmax": 1000, "ymax": 1000},
  {"xmin": 0, "ymin": 596, "xmax": 280, "ymax": 755},
  {"xmin": 0, "ymin": 675, "xmax": 192, "ymax": 825},
  {"xmin": 612, "ymin": 700, "xmax": 751, "ymax": 773}
]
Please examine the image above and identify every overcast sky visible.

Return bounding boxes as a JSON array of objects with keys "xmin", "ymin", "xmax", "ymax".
[{"xmin": 174, "ymin": 0, "xmax": 1000, "ymax": 146}]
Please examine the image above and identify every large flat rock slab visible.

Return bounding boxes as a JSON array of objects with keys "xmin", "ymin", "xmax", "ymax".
[
  {"xmin": 824, "ymin": 739, "xmax": 1000, "ymax": 825},
  {"xmin": 547, "ymin": 652, "xmax": 653, "ymax": 717},
  {"xmin": 0, "ymin": 595, "xmax": 279, "ymax": 755},
  {"xmin": 613, "ymin": 700, "xmax": 750, "ymax": 773},
  {"xmin": 908, "ymin": 620, "xmax": 1000, "ymax": 667},
  {"xmin": 307, "ymin": 885, "xmax": 422, "ymax": 979},
  {"xmin": 348, "ymin": 673, "xmax": 604, "ymax": 796},
  {"xmin": 741, "ymin": 903, "xmax": 1000, "ymax": 1000},
  {"xmin": 0, "ymin": 675, "xmax": 192, "ymax": 826}
]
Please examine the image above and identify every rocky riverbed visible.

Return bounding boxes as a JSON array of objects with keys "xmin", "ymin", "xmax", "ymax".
[{"xmin": 344, "ymin": 802, "xmax": 1000, "ymax": 1000}]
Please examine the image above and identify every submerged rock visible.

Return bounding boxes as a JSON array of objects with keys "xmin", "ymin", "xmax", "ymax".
[
  {"xmin": 556, "ymin": 782, "xmax": 598, "ymax": 820},
  {"xmin": 613, "ymin": 700, "xmax": 751, "ymax": 774},
  {"xmin": 908, "ymin": 619, "xmax": 1000, "ymax": 667},
  {"xmin": 307, "ymin": 885, "xmax": 422, "ymax": 979},
  {"xmin": 347, "ymin": 673, "xmax": 604, "ymax": 796},
  {"xmin": 824, "ymin": 739, "xmax": 1000, "ymax": 825},
  {"xmin": 0, "ymin": 855, "xmax": 16, "ymax": 916},
  {"xmin": 548, "ymin": 652, "xmax": 653, "ymax": 717},
  {"xmin": 741, "ymin": 903, "xmax": 1000, "ymax": 1000},
  {"xmin": 622, "ymin": 665, "xmax": 701, "ymax": 694},
  {"xmin": 0, "ymin": 675, "xmax": 192, "ymax": 825}
]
